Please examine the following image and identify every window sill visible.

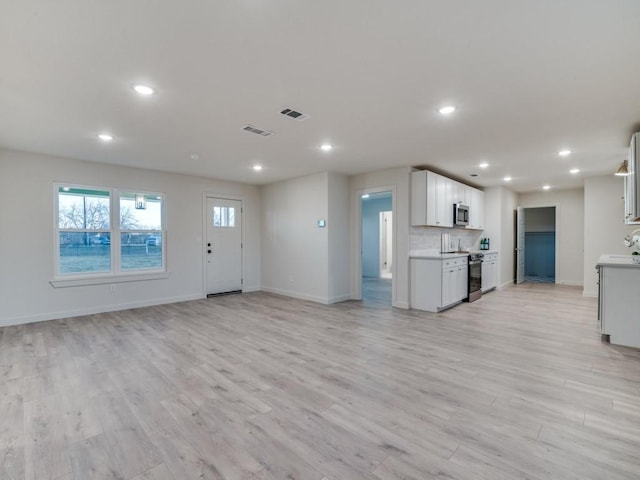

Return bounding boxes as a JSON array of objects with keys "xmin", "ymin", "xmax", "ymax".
[{"xmin": 50, "ymin": 271, "xmax": 170, "ymax": 288}]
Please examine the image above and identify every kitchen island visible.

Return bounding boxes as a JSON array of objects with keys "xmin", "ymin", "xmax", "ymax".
[{"xmin": 596, "ymin": 254, "xmax": 640, "ymax": 348}]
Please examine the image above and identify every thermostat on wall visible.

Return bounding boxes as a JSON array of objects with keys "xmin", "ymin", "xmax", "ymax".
[{"xmin": 317, "ymin": 220, "xmax": 326, "ymax": 228}]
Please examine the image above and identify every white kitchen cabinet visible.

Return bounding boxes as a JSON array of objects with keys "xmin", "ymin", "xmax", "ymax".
[
  {"xmin": 481, "ymin": 252, "xmax": 498, "ymax": 292},
  {"xmin": 624, "ymin": 133, "xmax": 639, "ymax": 224},
  {"xmin": 412, "ymin": 170, "xmax": 483, "ymax": 230},
  {"xmin": 597, "ymin": 255, "xmax": 640, "ymax": 348},
  {"xmin": 451, "ymin": 180, "xmax": 469, "ymax": 206},
  {"xmin": 468, "ymin": 188, "xmax": 485, "ymax": 230},
  {"xmin": 411, "ymin": 170, "xmax": 453, "ymax": 227},
  {"xmin": 410, "ymin": 256, "xmax": 468, "ymax": 312}
]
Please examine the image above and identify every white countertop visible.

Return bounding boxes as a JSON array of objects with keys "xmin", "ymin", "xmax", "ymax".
[
  {"xmin": 410, "ymin": 249, "xmax": 499, "ymax": 259},
  {"xmin": 597, "ymin": 254, "xmax": 640, "ymax": 268},
  {"xmin": 410, "ymin": 250, "xmax": 469, "ymax": 259}
]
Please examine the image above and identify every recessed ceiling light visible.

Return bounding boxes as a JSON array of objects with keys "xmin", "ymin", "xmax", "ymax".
[
  {"xmin": 190, "ymin": 153, "xmax": 200, "ymax": 161},
  {"xmin": 361, "ymin": 194, "xmax": 370, "ymax": 199},
  {"xmin": 320, "ymin": 144, "xmax": 333, "ymax": 152},
  {"xmin": 503, "ymin": 176, "xmax": 512, "ymax": 182},
  {"xmin": 132, "ymin": 84, "xmax": 155, "ymax": 96},
  {"xmin": 543, "ymin": 185, "xmax": 551, "ymax": 190},
  {"xmin": 558, "ymin": 149, "xmax": 572, "ymax": 157},
  {"xmin": 570, "ymin": 168, "xmax": 580, "ymax": 174},
  {"xmin": 253, "ymin": 164, "xmax": 263, "ymax": 172},
  {"xmin": 438, "ymin": 105, "xmax": 456, "ymax": 115},
  {"xmin": 98, "ymin": 133, "xmax": 113, "ymax": 142},
  {"xmin": 479, "ymin": 162, "xmax": 489, "ymax": 169}
]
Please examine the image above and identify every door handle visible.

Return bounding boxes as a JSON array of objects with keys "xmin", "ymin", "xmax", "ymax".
[{"xmin": 208, "ymin": 249, "xmax": 212, "ymax": 254}]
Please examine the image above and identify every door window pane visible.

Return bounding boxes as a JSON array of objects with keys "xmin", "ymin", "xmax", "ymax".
[{"xmin": 213, "ymin": 206, "xmax": 235, "ymax": 227}]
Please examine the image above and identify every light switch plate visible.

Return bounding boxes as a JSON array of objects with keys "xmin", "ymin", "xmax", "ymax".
[{"xmin": 317, "ymin": 219, "xmax": 326, "ymax": 228}]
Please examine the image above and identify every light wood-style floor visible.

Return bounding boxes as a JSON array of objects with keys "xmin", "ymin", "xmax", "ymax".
[{"xmin": 2, "ymin": 283, "xmax": 640, "ymax": 480}]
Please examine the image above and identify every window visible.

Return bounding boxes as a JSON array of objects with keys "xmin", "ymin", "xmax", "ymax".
[
  {"xmin": 213, "ymin": 206, "xmax": 235, "ymax": 227},
  {"xmin": 119, "ymin": 193, "xmax": 163, "ymax": 271},
  {"xmin": 58, "ymin": 187, "xmax": 112, "ymax": 274},
  {"xmin": 55, "ymin": 184, "xmax": 165, "ymax": 281}
]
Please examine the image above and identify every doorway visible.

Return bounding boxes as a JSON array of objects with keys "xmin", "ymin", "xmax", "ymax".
[
  {"xmin": 516, "ymin": 206, "xmax": 556, "ymax": 284},
  {"xmin": 361, "ymin": 191, "xmax": 392, "ymax": 305},
  {"xmin": 205, "ymin": 197, "xmax": 243, "ymax": 295}
]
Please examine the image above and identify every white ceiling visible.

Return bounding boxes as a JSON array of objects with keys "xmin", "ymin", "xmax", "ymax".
[{"xmin": 2, "ymin": 1, "xmax": 640, "ymax": 192}]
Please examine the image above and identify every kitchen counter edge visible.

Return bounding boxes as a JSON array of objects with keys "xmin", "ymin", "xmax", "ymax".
[{"xmin": 597, "ymin": 254, "xmax": 640, "ymax": 268}]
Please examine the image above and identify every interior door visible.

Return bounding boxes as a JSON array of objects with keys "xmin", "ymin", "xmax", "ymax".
[
  {"xmin": 206, "ymin": 197, "xmax": 242, "ymax": 295},
  {"xmin": 516, "ymin": 206, "xmax": 525, "ymax": 284},
  {"xmin": 379, "ymin": 211, "xmax": 393, "ymax": 278}
]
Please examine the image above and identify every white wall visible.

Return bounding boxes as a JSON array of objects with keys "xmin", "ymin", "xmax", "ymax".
[
  {"xmin": 483, "ymin": 186, "xmax": 502, "ymax": 257},
  {"xmin": 583, "ymin": 175, "xmax": 639, "ymax": 297},
  {"xmin": 500, "ymin": 187, "xmax": 518, "ymax": 287},
  {"xmin": 260, "ymin": 172, "xmax": 329, "ymax": 302},
  {"xmin": 327, "ymin": 172, "xmax": 351, "ymax": 303},
  {"xmin": 0, "ymin": 149, "xmax": 261, "ymax": 326},
  {"xmin": 518, "ymin": 188, "xmax": 583, "ymax": 286},
  {"xmin": 483, "ymin": 186, "xmax": 517, "ymax": 288},
  {"xmin": 350, "ymin": 167, "xmax": 411, "ymax": 308}
]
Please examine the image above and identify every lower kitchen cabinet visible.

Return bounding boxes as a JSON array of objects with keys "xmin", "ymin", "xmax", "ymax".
[
  {"xmin": 481, "ymin": 252, "xmax": 498, "ymax": 292},
  {"xmin": 597, "ymin": 256, "xmax": 640, "ymax": 348},
  {"xmin": 410, "ymin": 256, "xmax": 468, "ymax": 312}
]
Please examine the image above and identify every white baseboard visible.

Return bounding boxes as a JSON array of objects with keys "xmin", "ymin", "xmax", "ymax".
[
  {"xmin": 393, "ymin": 301, "xmax": 409, "ymax": 309},
  {"xmin": 242, "ymin": 285, "xmax": 261, "ymax": 293},
  {"xmin": 328, "ymin": 294, "xmax": 351, "ymax": 304},
  {"xmin": 260, "ymin": 286, "xmax": 330, "ymax": 304},
  {"xmin": 583, "ymin": 290, "xmax": 598, "ymax": 298},
  {"xmin": 0, "ymin": 293, "xmax": 203, "ymax": 328},
  {"xmin": 498, "ymin": 280, "xmax": 514, "ymax": 289}
]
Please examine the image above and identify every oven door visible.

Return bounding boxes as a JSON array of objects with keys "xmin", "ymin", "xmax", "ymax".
[{"xmin": 467, "ymin": 260, "xmax": 482, "ymax": 302}]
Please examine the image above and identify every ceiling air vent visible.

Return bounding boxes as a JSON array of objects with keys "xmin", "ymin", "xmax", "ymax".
[
  {"xmin": 280, "ymin": 107, "xmax": 310, "ymax": 121},
  {"xmin": 242, "ymin": 125, "xmax": 272, "ymax": 137}
]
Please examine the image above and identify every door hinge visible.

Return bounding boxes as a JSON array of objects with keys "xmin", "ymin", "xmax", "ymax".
[
  {"xmin": 241, "ymin": 278, "xmax": 244, "ymax": 285},
  {"xmin": 241, "ymin": 242, "xmax": 243, "ymax": 248}
]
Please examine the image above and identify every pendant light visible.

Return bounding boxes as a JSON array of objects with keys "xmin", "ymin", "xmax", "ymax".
[{"xmin": 615, "ymin": 160, "xmax": 629, "ymax": 176}]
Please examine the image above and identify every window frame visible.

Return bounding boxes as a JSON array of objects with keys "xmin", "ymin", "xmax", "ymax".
[{"xmin": 52, "ymin": 183, "xmax": 168, "ymax": 287}]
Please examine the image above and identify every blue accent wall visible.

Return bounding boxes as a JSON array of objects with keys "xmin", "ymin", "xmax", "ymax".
[
  {"xmin": 524, "ymin": 232, "xmax": 555, "ymax": 280},
  {"xmin": 362, "ymin": 195, "xmax": 392, "ymax": 278}
]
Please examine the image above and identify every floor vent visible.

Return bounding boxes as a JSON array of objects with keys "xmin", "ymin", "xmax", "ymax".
[
  {"xmin": 207, "ymin": 290, "xmax": 242, "ymax": 298},
  {"xmin": 242, "ymin": 125, "xmax": 272, "ymax": 136},
  {"xmin": 280, "ymin": 108, "xmax": 310, "ymax": 121}
]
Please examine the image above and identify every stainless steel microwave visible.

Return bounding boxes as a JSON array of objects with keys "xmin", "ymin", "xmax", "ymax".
[{"xmin": 454, "ymin": 203, "xmax": 469, "ymax": 226}]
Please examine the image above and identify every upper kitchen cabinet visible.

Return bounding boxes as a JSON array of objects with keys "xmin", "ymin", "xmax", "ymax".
[
  {"xmin": 411, "ymin": 170, "xmax": 453, "ymax": 227},
  {"xmin": 468, "ymin": 188, "xmax": 485, "ymax": 230},
  {"xmin": 624, "ymin": 133, "xmax": 640, "ymax": 224},
  {"xmin": 451, "ymin": 180, "xmax": 469, "ymax": 206},
  {"xmin": 411, "ymin": 170, "xmax": 484, "ymax": 230}
]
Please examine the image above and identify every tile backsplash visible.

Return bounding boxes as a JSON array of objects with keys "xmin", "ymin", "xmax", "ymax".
[{"xmin": 410, "ymin": 227, "xmax": 483, "ymax": 251}]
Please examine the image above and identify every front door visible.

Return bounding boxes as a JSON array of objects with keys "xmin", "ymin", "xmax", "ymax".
[{"xmin": 206, "ymin": 197, "xmax": 242, "ymax": 295}]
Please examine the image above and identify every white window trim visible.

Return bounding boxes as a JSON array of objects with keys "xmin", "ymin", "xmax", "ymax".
[{"xmin": 52, "ymin": 183, "xmax": 167, "ymax": 287}]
